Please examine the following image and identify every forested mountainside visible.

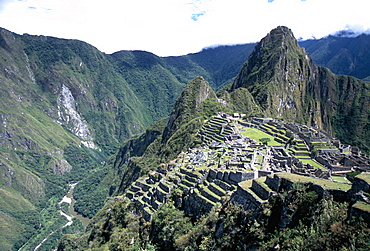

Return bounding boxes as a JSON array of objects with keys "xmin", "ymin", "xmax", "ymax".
[
  {"xmin": 58, "ymin": 27, "xmax": 370, "ymax": 251},
  {"xmin": 300, "ymin": 33, "xmax": 370, "ymax": 81},
  {"xmin": 229, "ymin": 27, "xmax": 370, "ymax": 153},
  {"xmin": 0, "ymin": 26, "xmax": 256, "ymax": 250},
  {"xmin": 0, "ymin": 24, "xmax": 370, "ymax": 250}
]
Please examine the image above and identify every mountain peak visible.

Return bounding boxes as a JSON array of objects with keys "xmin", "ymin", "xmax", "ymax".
[
  {"xmin": 261, "ymin": 26, "xmax": 296, "ymax": 45},
  {"xmin": 230, "ymin": 26, "xmax": 317, "ymax": 122},
  {"xmin": 162, "ymin": 76, "xmax": 216, "ymax": 143},
  {"xmin": 231, "ymin": 26, "xmax": 308, "ymax": 88}
]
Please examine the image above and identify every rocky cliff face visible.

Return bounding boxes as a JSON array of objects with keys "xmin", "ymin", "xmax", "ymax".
[
  {"xmin": 228, "ymin": 26, "xmax": 370, "ymax": 151},
  {"xmin": 2, "ymin": 24, "xmax": 370, "ymax": 249},
  {"xmin": 231, "ymin": 26, "xmax": 322, "ymax": 125}
]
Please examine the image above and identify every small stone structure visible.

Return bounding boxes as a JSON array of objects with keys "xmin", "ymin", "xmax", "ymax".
[{"xmin": 123, "ymin": 114, "xmax": 370, "ymax": 223}]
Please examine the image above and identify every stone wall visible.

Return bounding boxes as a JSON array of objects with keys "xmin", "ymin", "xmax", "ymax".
[
  {"xmin": 258, "ymin": 170, "xmax": 273, "ymax": 177},
  {"xmin": 251, "ymin": 180, "xmax": 271, "ymax": 200},
  {"xmin": 234, "ymin": 185, "xmax": 263, "ymax": 209},
  {"xmin": 229, "ymin": 171, "xmax": 255, "ymax": 183},
  {"xmin": 265, "ymin": 174, "xmax": 280, "ymax": 191},
  {"xmin": 351, "ymin": 175, "xmax": 370, "ymax": 194},
  {"xmin": 350, "ymin": 201, "xmax": 370, "ymax": 226}
]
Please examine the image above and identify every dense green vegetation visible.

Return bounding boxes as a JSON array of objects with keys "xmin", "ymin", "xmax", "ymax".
[
  {"xmin": 59, "ymin": 182, "xmax": 370, "ymax": 250},
  {"xmin": 57, "ymin": 26, "xmax": 370, "ymax": 251},
  {"xmin": 1, "ymin": 25, "xmax": 370, "ymax": 250},
  {"xmin": 300, "ymin": 33, "xmax": 370, "ymax": 80}
]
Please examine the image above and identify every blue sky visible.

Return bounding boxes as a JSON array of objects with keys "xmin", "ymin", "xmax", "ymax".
[{"xmin": 0, "ymin": 0, "xmax": 369, "ymax": 56}]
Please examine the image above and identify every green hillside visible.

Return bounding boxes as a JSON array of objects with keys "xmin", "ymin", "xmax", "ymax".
[
  {"xmin": 57, "ymin": 26, "xmax": 370, "ymax": 251},
  {"xmin": 1, "ymin": 25, "xmax": 370, "ymax": 250}
]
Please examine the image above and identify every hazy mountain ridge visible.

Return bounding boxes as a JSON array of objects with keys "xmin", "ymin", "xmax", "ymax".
[
  {"xmin": 0, "ymin": 25, "xmax": 370, "ymax": 250},
  {"xmin": 300, "ymin": 33, "xmax": 370, "ymax": 80},
  {"xmin": 57, "ymin": 27, "xmax": 370, "ymax": 250},
  {"xmin": 0, "ymin": 27, "xmax": 254, "ymax": 250}
]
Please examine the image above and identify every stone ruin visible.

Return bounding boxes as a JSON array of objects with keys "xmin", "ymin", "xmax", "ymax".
[{"xmin": 123, "ymin": 114, "xmax": 370, "ymax": 223}]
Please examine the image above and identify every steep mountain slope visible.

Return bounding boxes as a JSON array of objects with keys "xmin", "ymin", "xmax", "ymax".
[
  {"xmin": 1, "ymin": 24, "xmax": 370, "ymax": 250},
  {"xmin": 57, "ymin": 26, "xmax": 370, "ymax": 250},
  {"xmin": 230, "ymin": 26, "xmax": 319, "ymax": 121},
  {"xmin": 301, "ymin": 33, "xmax": 370, "ymax": 80},
  {"xmin": 113, "ymin": 77, "xmax": 231, "ymax": 195},
  {"xmin": 0, "ymin": 28, "xmax": 109, "ymax": 250},
  {"xmin": 226, "ymin": 26, "xmax": 370, "ymax": 152},
  {"xmin": 0, "ymin": 27, "xmax": 256, "ymax": 250}
]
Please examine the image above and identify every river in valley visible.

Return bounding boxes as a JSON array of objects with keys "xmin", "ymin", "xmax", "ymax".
[
  {"xmin": 32, "ymin": 182, "xmax": 90, "ymax": 251},
  {"xmin": 60, "ymin": 182, "xmax": 90, "ymax": 228}
]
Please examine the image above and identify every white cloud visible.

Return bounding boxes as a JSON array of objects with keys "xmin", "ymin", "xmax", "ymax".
[{"xmin": 0, "ymin": 0, "xmax": 369, "ymax": 56}]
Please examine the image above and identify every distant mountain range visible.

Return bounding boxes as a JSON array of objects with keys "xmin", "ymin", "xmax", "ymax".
[
  {"xmin": 0, "ymin": 26, "xmax": 369, "ymax": 250},
  {"xmin": 58, "ymin": 26, "xmax": 370, "ymax": 251}
]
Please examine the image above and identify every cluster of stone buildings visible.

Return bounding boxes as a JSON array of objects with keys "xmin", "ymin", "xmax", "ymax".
[{"xmin": 124, "ymin": 114, "xmax": 370, "ymax": 222}]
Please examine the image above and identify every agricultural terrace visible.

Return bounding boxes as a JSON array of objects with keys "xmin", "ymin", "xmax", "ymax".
[{"xmin": 240, "ymin": 127, "xmax": 280, "ymax": 146}]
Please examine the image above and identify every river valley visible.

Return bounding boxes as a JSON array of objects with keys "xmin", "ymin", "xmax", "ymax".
[
  {"xmin": 59, "ymin": 182, "xmax": 90, "ymax": 229},
  {"xmin": 20, "ymin": 182, "xmax": 90, "ymax": 251}
]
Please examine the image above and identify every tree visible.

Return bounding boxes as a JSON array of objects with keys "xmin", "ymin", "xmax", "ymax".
[{"xmin": 260, "ymin": 138, "xmax": 271, "ymax": 145}]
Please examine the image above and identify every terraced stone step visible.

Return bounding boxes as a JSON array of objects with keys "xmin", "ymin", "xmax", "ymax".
[
  {"xmin": 142, "ymin": 195, "xmax": 151, "ymax": 204},
  {"xmin": 126, "ymin": 191, "xmax": 135, "ymax": 199},
  {"xmin": 194, "ymin": 188, "xmax": 216, "ymax": 207},
  {"xmin": 175, "ymin": 172, "xmax": 185, "ymax": 180},
  {"xmin": 214, "ymin": 179, "xmax": 236, "ymax": 191},
  {"xmin": 297, "ymin": 156, "xmax": 312, "ymax": 160},
  {"xmin": 202, "ymin": 129, "xmax": 220, "ymax": 137},
  {"xmin": 185, "ymin": 174, "xmax": 198, "ymax": 184},
  {"xmin": 135, "ymin": 180, "xmax": 152, "ymax": 192},
  {"xmin": 208, "ymin": 183, "xmax": 227, "ymax": 197},
  {"xmin": 251, "ymin": 177, "xmax": 274, "ymax": 200},
  {"xmin": 134, "ymin": 196, "xmax": 146, "ymax": 209},
  {"xmin": 180, "ymin": 168, "xmax": 202, "ymax": 179},
  {"xmin": 159, "ymin": 181, "xmax": 171, "ymax": 193},
  {"xmin": 292, "ymin": 151, "xmax": 310, "ymax": 157},
  {"xmin": 200, "ymin": 186, "xmax": 222, "ymax": 203},
  {"xmin": 129, "ymin": 184, "xmax": 141, "ymax": 193},
  {"xmin": 182, "ymin": 179, "xmax": 195, "ymax": 188},
  {"xmin": 238, "ymin": 180, "xmax": 268, "ymax": 204},
  {"xmin": 259, "ymin": 124, "xmax": 275, "ymax": 135},
  {"xmin": 143, "ymin": 206, "xmax": 155, "ymax": 215},
  {"xmin": 155, "ymin": 185, "xmax": 169, "ymax": 203},
  {"xmin": 142, "ymin": 206, "xmax": 155, "ymax": 221},
  {"xmin": 151, "ymin": 200, "xmax": 162, "ymax": 210},
  {"xmin": 177, "ymin": 183, "xmax": 190, "ymax": 192},
  {"xmin": 203, "ymin": 131, "xmax": 224, "ymax": 142},
  {"xmin": 212, "ymin": 116, "xmax": 228, "ymax": 122},
  {"xmin": 203, "ymin": 125, "xmax": 220, "ymax": 132},
  {"xmin": 274, "ymin": 133, "xmax": 290, "ymax": 143},
  {"xmin": 294, "ymin": 146, "xmax": 309, "ymax": 151},
  {"xmin": 209, "ymin": 119, "xmax": 227, "ymax": 126},
  {"xmin": 136, "ymin": 191, "xmax": 144, "ymax": 197}
]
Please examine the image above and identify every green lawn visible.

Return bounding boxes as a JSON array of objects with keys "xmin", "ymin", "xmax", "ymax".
[
  {"xmin": 240, "ymin": 127, "xmax": 281, "ymax": 146},
  {"xmin": 353, "ymin": 201, "xmax": 370, "ymax": 212},
  {"xmin": 331, "ymin": 176, "xmax": 350, "ymax": 183},
  {"xmin": 356, "ymin": 172, "xmax": 370, "ymax": 183},
  {"xmin": 299, "ymin": 158, "xmax": 326, "ymax": 170},
  {"xmin": 276, "ymin": 172, "xmax": 352, "ymax": 191}
]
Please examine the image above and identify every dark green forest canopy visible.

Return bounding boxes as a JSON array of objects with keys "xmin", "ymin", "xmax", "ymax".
[{"xmin": 0, "ymin": 25, "xmax": 370, "ymax": 250}]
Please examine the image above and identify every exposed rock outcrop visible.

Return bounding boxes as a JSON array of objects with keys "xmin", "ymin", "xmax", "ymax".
[{"xmin": 227, "ymin": 26, "xmax": 370, "ymax": 151}]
